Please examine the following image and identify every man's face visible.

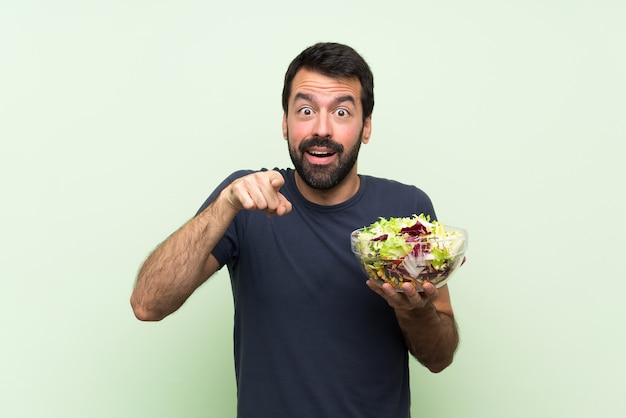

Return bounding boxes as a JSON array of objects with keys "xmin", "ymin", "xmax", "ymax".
[{"xmin": 283, "ymin": 69, "xmax": 372, "ymax": 190}]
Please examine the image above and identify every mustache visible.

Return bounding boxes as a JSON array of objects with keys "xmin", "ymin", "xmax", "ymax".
[{"xmin": 299, "ymin": 136, "xmax": 344, "ymax": 153}]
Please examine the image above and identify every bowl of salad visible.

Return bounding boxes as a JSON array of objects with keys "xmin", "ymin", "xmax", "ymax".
[{"xmin": 351, "ymin": 214, "xmax": 467, "ymax": 292}]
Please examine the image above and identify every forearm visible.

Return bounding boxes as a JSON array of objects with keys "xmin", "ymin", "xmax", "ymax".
[
  {"xmin": 131, "ymin": 192, "xmax": 236, "ymax": 321},
  {"xmin": 395, "ymin": 302, "xmax": 459, "ymax": 373}
]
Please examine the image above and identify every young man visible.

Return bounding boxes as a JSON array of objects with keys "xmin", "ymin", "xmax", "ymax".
[{"xmin": 131, "ymin": 42, "xmax": 459, "ymax": 418}]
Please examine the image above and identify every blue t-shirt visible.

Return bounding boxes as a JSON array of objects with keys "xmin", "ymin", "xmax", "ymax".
[{"xmin": 199, "ymin": 168, "xmax": 436, "ymax": 418}]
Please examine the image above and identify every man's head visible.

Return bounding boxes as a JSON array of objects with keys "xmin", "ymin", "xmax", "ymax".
[
  {"xmin": 282, "ymin": 42, "xmax": 374, "ymax": 122},
  {"xmin": 281, "ymin": 43, "xmax": 374, "ymax": 194}
]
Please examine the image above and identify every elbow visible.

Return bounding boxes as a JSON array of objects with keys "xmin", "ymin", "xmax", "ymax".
[
  {"xmin": 132, "ymin": 307, "xmax": 164, "ymax": 322},
  {"xmin": 423, "ymin": 353, "xmax": 455, "ymax": 374},
  {"xmin": 411, "ymin": 343, "xmax": 456, "ymax": 373},
  {"xmin": 130, "ymin": 296, "xmax": 166, "ymax": 322},
  {"xmin": 426, "ymin": 359, "xmax": 453, "ymax": 374}
]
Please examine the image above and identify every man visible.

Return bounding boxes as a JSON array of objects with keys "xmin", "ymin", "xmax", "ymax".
[{"xmin": 131, "ymin": 42, "xmax": 459, "ymax": 417}]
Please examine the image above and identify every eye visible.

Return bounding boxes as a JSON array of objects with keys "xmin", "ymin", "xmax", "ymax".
[
  {"xmin": 335, "ymin": 108, "xmax": 350, "ymax": 118},
  {"xmin": 298, "ymin": 106, "xmax": 314, "ymax": 116}
]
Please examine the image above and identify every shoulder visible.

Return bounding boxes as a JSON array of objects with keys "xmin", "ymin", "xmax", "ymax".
[
  {"xmin": 361, "ymin": 175, "xmax": 431, "ymax": 198},
  {"xmin": 359, "ymin": 175, "xmax": 436, "ymax": 219}
]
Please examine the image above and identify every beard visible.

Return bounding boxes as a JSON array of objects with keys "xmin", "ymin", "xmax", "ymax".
[{"xmin": 287, "ymin": 128, "xmax": 363, "ymax": 190}]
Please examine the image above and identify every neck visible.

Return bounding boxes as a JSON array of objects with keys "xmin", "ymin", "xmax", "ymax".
[{"xmin": 294, "ymin": 170, "xmax": 360, "ymax": 206}]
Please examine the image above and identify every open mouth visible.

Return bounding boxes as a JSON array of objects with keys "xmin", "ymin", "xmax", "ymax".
[
  {"xmin": 305, "ymin": 148, "xmax": 337, "ymax": 163},
  {"xmin": 299, "ymin": 137, "xmax": 343, "ymax": 165}
]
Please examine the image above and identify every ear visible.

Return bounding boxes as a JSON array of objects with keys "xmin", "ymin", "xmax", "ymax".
[
  {"xmin": 282, "ymin": 113, "xmax": 288, "ymax": 140},
  {"xmin": 361, "ymin": 115, "xmax": 372, "ymax": 144}
]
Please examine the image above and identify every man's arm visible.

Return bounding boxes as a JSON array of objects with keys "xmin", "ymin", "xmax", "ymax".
[
  {"xmin": 131, "ymin": 170, "xmax": 292, "ymax": 321},
  {"xmin": 130, "ymin": 196, "xmax": 236, "ymax": 321},
  {"xmin": 366, "ymin": 281, "xmax": 459, "ymax": 373}
]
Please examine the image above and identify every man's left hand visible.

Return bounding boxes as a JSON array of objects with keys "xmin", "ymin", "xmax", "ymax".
[{"xmin": 366, "ymin": 280, "xmax": 438, "ymax": 311}]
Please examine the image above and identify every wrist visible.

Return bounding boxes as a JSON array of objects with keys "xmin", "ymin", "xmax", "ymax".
[
  {"xmin": 395, "ymin": 300, "xmax": 437, "ymax": 319},
  {"xmin": 208, "ymin": 188, "xmax": 240, "ymax": 219}
]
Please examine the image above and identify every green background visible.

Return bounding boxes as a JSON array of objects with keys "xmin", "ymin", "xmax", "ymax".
[{"xmin": 2, "ymin": 1, "xmax": 624, "ymax": 417}]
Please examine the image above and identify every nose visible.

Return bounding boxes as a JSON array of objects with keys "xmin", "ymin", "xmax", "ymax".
[{"xmin": 312, "ymin": 113, "xmax": 332, "ymax": 138}]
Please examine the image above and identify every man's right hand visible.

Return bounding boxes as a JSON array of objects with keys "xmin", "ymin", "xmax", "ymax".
[{"xmin": 223, "ymin": 170, "xmax": 293, "ymax": 217}]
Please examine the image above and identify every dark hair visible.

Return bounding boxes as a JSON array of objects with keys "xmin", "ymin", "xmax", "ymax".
[{"xmin": 282, "ymin": 42, "xmax": 374, "ymax": 121}]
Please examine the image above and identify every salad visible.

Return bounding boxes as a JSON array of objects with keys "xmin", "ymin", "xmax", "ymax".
[{"xmin": 351, "ymin": 214, "xmax": 466, "ymax": 290}]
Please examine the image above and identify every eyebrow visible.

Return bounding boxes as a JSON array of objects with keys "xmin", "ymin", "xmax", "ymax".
[{"xmin": 294, "ymin": 92, "xmax": 356, "ymax": 107}]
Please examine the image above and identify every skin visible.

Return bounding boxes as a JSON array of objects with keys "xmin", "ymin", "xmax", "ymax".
[{"xmin": 131, "ymin": 68, "xmax": 458, "ymax": 373}]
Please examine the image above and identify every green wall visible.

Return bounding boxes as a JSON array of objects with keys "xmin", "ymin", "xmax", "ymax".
[{"xmin": 2, "ymin": 1, "xmax": 625, "ymax": 417}]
